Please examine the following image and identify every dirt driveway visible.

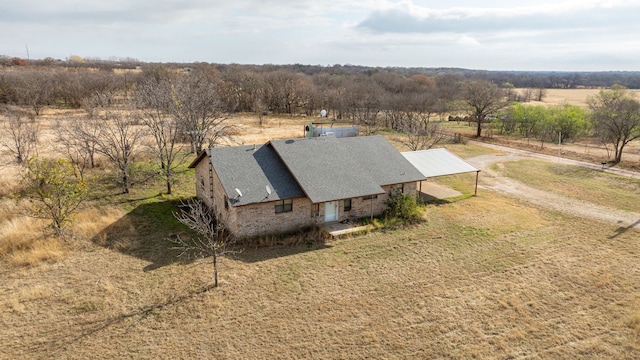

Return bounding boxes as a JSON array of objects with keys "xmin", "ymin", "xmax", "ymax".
[{"xmin": 465, "ymin": 142, "xmax": 640, "ymax": 233}]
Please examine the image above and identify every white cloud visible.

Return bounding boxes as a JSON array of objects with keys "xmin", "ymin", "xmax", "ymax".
[
  {"xmin": 1, "ymin": 0, "xmax": 640, "ymax": 70},
  {"xmin": 356, "ymin": 0, "xmax": 640, "ymax": 34},
  {"xmin": 457, "ymin": 35, "xmax": 480, "ymax": 47}
]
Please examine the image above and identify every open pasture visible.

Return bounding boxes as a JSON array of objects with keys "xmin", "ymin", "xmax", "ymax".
[{"xmin": 1, "ymin": 97, "xmax": 640, "ymax": 358}]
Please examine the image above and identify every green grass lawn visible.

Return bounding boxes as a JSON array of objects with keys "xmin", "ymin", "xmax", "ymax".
[{"xmin": 495, "ymin": 160, "xmax": 640, "ymax": 212}]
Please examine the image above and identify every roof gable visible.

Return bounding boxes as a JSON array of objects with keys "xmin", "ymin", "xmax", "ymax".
[{"xmin": 209, "ymin": 144, "xmax": 305, "ymax": 206}]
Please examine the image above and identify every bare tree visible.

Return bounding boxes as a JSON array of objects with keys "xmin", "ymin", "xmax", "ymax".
[
  {"xmin": 169, "ymin": 72, "xmax": 234, "ymax": 154},
  {"xmin": 434, "ymin": 73, "xmax": 463, "ymax": 121},
  {"xmin": 521, "ymin": 88, "xmax": 534, "ymax": 102},
  {"xmin": 400, "ymin": 118, "xmax": 443, "ymax": 151},
  {"xmin": 171, "ymin": 200, "xmax": 239, "ymax": 288},
  {"xmin": 588, "ymin": 86, "xmax": 640, "ymax": 164},
  {"xmin": 91, "ymin": 107, "xmax": 146, "ymax": 194},
  {"xmin": 135, "ymin": 77, "xmax": 188, "ymax": 194},
  {"xmin": 15, "ymin": 70, "xmax": 54, "ymax": 116},
  {"xmin": 535, "ymin": 88, "xmax": 547, "ymax": 102},
  {"xmin": 462, "ymin": 80, "xmax": 507, "ymax": 137},
  {"xmin": 262, "ymin": 69, "xmax": 300, "ymax": 114},
  {"xmin": 1, "ymin": 107, "xmax": 39, "ymax": 164},
  {"xmin": 54, "ymin": 116, "xmax": 100, "ymax": 180}
]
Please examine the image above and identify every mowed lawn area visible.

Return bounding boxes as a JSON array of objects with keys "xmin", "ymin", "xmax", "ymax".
[{"xmin": 2, "ymin": 152, "xmax": 640, "ymax": 359}]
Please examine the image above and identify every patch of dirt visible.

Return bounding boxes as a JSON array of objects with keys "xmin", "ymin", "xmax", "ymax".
[{"xmin": 466, "ymin": 142, "xmax": 640, "ymax": 232}]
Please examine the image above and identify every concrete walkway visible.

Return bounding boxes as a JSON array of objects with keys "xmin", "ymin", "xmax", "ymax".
[
  {"xmin": 419, "ymin": 181, "xmax": 463, "ymax": 202},
  {"xmin": 322, "ymin": 222, "xmax": 373, "ymax": 237}
]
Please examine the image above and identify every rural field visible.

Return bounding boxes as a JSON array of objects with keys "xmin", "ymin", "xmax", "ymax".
[
  {"xmin": 1, "ymin": 89, "xmax": 640, "ymax": 359},
  {"xmin": 533, "ymin": 88, "xmax": 640, "ymax": 108}
]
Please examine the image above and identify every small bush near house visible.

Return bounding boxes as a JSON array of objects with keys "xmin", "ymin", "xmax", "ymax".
[{"xmin": 384, "ymin": 192, "xmax": 423, "ymax": 223}]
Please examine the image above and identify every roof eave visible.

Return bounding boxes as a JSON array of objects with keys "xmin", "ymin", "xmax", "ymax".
[{"xmin": 187, "ymin": 148, "xmax": 211, "ymax": 168}]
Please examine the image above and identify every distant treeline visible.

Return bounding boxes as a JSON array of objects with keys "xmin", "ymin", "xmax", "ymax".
[{"xmin": 3, "ymin": 54, "xmax": 640, "ymax": 89}]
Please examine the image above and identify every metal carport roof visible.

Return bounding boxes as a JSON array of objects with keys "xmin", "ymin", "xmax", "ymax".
[{"xmin": 402, "ymin": 148, "xmax": 480, "ymax": 195}]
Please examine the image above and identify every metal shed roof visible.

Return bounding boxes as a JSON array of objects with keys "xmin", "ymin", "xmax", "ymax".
[{"xmin": 401, "ymin": 148, "xmax": 479, "ymax": 178}]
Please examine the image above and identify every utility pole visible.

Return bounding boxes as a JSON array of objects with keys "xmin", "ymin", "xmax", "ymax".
[{"xmin": 557, "ymin": 131, "xmax": 561, "ymax": 174}]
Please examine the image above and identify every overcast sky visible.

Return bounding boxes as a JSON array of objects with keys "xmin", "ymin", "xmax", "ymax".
[{"xmin": 2, "ymin": 0, "xmax": 640, "ymax": 71}]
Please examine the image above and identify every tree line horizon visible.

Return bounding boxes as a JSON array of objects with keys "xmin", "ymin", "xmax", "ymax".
[
  {"xmin": 1, "ymin": 56, "xmax": 638, "ymax": 172},
  {"xmin": 4, "ymin": 54, "xmax": 640, "ymax": 89}
]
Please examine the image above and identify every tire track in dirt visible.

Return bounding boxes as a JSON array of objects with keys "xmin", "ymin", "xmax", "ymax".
[{"xmin": 465, "ymin": 144, "xmax": 640, "ymax": 233}]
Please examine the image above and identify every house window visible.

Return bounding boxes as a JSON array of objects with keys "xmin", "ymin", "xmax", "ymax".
[
  {"xmin": 344, "ymin": 199, "xmax": 352, "ymax": 211},
  {"xmin": 394, "ymin": 184, "xmax": 404, "ymax": 194},
  {"xmin": 363, "ymin": 194, "xmax": 378, "ymax": 200},
  {"xmin": 275, "ymin": 199, "xmax": 293, "ymax": 213},
  {"xmin": 224, "ymin": 195, "xmax": 229, "ymax": 210}
]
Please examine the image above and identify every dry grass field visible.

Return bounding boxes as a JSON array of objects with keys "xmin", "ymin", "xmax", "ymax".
[
  {"xmin": 531, "ymin": 88, "xmax": 640, "ymax": 108},
  {"xmin": 1, "ymin": 94, "xmax": 640, "ymax": 359},
  {"xmin": 2, "ymin": 193, "xmax": 640, "ymax": 359}
]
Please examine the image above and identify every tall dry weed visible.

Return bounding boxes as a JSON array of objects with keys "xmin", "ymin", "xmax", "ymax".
[
  {"xmin": 243, "ymin": 226, "xmax": 330, "ymax": 248},
  {"xmin": 71, "ymin": 206, "xmax": 127, "ymax": 240},
  {"xmin": 8, "ymin": 238, "xmax": 66, "ymax": 266},
  {"xmin": 0, "ymin": 215, "xmax": 66, "ymax": 266},
  {"xmin": 0, "ymin": 164, "xmax": 23, "ymax": 198}
]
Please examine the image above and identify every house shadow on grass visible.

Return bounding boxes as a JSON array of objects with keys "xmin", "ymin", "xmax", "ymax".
[
  {"xmin": 234, "ymin": 228, "xmax": 332, "ymax": 263},
  {"xmin": 91, "ymin": 199, "xmax": 192, "ymax": 271},
  {"xmin": 92, "ymin": 199, "xmax": 333, "ymax": 267},
  {"xmin": 235, "ymin": 242, "xmax": 332, "ymax": 263}
]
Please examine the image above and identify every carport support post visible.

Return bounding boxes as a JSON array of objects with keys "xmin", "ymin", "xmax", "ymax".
[
  {"xmin": 474, "ymin": 171, "xmax": 479, "ymax": 196},
  {"xmin": 370, "ymin": 197, "xmax": 374, "ymax": 221}
]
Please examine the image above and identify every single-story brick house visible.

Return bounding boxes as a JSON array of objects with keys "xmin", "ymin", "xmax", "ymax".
[{"xmin": 188, "ymin": 135, "xmax": 426, "ymax": 238}]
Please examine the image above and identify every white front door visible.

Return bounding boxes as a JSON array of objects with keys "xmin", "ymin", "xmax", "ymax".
[{"xmin": 324, "ymin": 201, "xmax": 338, "ymax": 222}]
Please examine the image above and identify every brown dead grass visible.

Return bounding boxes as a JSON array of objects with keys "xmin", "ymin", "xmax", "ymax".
[
  {"xmin": 0, "ymin": 164, "xmax": 22, "ymax": 198},
  {"xmin": 0, "ymin": 215, "xmax": 67, "ymax": 266},
  {"xmin": 1, "ymin": 104, "xmax": 640, "ymax": 358},
  {"xmin": 1, "ymin": 192, "xmax": 640, "ymax": 359},
  {"xmin": 70, "ymin": 206, "xmax": 128, "ymax": 241},
  {"xmin": 528, "ymin": 88, "xmax": 640, "ymax": 108}
]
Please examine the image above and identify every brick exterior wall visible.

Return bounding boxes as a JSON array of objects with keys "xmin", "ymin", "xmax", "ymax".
[
  {"xmin": 194, "ymin": 157, "xmax": 214, "ymax": 209},
  {"xmin": 194, "ymin": 155, "xmax": 419, "ymax": 238},
  {"xmin": 234, "ymin": 197, "xmax": 317, "ymax": 238},
  {"xmin": 335, "ymin": 182, "xmax": 419, "ymax": 222},
  {"xmin": 193, "ymin": 157, "xmax": 239, "ymax": 233}
]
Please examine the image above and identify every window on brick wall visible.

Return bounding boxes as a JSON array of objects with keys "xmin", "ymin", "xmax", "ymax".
[
  {"xmin": 275, "ymin": 199, "xmax": 293, "ymax": 213},
  {"xmin": 394, "ymin": 183, "xmax": 404, "ymax": 194},
  {"xmin": 363, "ymin": 194, "xmax": 378, "ymax": 200},
  {"xmin": 344, "ymin": 199, "xmax": 352, "ymax": 211}
]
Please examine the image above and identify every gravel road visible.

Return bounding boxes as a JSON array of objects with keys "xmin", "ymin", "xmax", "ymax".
[{"xmin": 465, "ymin": 141, "xmax": 640, "ymax": 233}]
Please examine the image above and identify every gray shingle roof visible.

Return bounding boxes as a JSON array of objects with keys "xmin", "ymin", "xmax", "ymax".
[
  {"xmin": 269, "ymin": 135, "xmax": 426, "ymax": 203},
  {"xmin": 200, "ymin": 136, "xmax": 426, "ymax": 206},
  {"xmin": 209, "ymin": 144, "xmax": 305, "ymax": 206}
]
